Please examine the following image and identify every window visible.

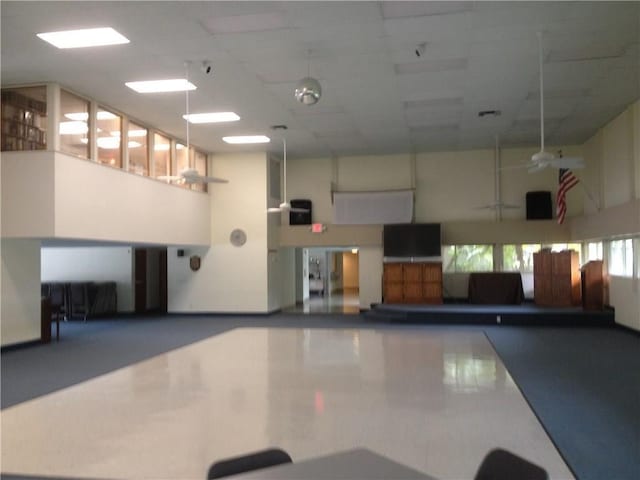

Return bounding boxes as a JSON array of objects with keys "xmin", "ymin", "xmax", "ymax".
[
  {"xmin": 443, "ymin": 245, "xmax": 493, "ymax": 272},
  {"xmin": 153, "ymin": 133, "xmax": 170, "ymax": 179},
  {"xmin": 609, "ymin": 239, "xmax": 633, "ymax": 277},
  {"xmin": 502, "ymin": 244, "xmax": 541, "ymax": 272},
  {"xmin": 59, "ymin": 90, "xmax": 89, "ymax": 158},
  {"xmin": 96, "ymin": 107, "xmax": 121, "ymax": 167},
  {"xmin": 548, "ymin": 243, "xmax": 582, "ymax": 264},
  {"xmin": 1, "ymin": 86, "xmax": 47, "ymax": 151},
  {"xmin": 193, "ymin": 150, "xmax": 207, "ymax": 192},
  {"xmin": 585, "ymin": 242, "xmax": 603, "ymax": 262},
  {"xmin": 127, "ymin": 122, "xmax": 148, "ymax": 176},
  {"xmin": 175, "ymin": 143, "xmax": 190, "ymax": 188}
]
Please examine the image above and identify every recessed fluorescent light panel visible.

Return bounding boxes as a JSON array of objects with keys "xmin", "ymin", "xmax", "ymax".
[
  {"xmin": 183, "ymin": 112, "xmax": 240, "ymax": 124},
  {"xmin": 125, "ymin": 79, "xmax": 196, "ymax": 93},
  {"xmin": 223, "ymin": 135, "xmax": 270, "ymax": 144},
  {"xmin": 37, "ymin": 27, "xmax": 129, "ymax": 49}
]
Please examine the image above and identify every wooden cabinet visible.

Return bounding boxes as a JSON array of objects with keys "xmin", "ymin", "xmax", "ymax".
[
  {"xmin": 533, "ymin": 250, "xmax": 581, "ymax": 307},
  {"xmin": 581, "ymin": 260, "xmax": 609, "ymax": 310},
  {"xmin": 383, "ymin": 262, "xmax": 442, "ymax": 304},
  {"xmin": 1, "ymin": 89, "xmax": 47, "ymax": 151}
]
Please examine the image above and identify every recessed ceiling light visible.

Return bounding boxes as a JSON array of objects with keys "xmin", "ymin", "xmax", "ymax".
[
  {"xmin": 222, "ymin": 135, "xmax": 270, "ymax": 144},
  {"xmin": 125, "ymin": 79, "xmax": 196, "ymax": 93},
  {"xmin": 183, "ymin": 112, "xmax": 240, "ymax": 124},
  {"xmin": 37, "ymin": 27, "xmax": 129, "ymax": 49}
]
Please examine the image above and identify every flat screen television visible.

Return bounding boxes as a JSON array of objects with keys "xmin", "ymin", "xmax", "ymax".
[{"xmin": 383, "ymin": 223, "xmax": 441, "ymax": 257}]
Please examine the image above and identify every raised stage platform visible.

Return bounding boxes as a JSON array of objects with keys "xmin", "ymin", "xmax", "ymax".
[{"xmin": 366, "ymin": 302, "xmax": 615, "ymax": 326}]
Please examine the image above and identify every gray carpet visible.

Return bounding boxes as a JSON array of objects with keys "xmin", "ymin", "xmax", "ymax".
[
  {"xmin": 485, "ymin": 327, "xmax": 640, "ymax": 480},
  {"xmin": 2, "ymin": 314, "xmax": 639, "ymax": 480}
]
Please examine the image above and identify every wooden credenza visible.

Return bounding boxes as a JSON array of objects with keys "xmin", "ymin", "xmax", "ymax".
[
  {"xmin": 383, "ymin": 262, "xmax": 443, "ymax": 304},
  {"xmin": 533, "ymin": 250, "xmax": 581, "ymax": 307}
]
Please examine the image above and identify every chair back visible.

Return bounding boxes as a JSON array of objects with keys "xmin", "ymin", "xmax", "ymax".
[
  {"xmin": 475, "ymin": 448, "xmax": 549, "ymax": 480},
  {"xmin": 207, "ymin": 448, "xmax": 292, "ymax": 479}
]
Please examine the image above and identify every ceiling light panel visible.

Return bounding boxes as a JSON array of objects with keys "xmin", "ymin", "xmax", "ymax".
[
  {"xmin": 183, "ymin": 112, "xmax": 240, "ymax": 124},
  {"xmin": 37, "ymin": 27, "xmax": 129, "ymax": 49},
  {"xmin": 223, "ymin": 135, "xmax": 270, "ymax": 144},
  {"xmin": 125, "ymin": 79, "xmax": 196, "ymax": 93}
]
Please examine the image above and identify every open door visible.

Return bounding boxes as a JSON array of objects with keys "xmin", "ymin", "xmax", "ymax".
[{"xmin": 134, "ymin": 249, "xmax": 147, "ymax": 313}]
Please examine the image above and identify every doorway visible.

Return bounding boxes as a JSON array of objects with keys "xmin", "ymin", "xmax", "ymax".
[
  {"xmin": 134, "ymin": 247, "xmax": 168, "ymax": 314},
  {"xmin": 288, "ymin": 247, "xmax": 360, "ymax": 314}
]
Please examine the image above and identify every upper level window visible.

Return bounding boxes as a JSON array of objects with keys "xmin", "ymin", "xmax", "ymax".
[
  {"xmin": 96, "ymin": 107, "xmax": 121, "ymax": 168},
  {"xmin": 193, "ymin": 150, "xmax": 207, "ymax": 192},
  {"xmin": 153, "ymin": 133, "xmax": 170, "ymax": 179},
  {"xmin": 609, "ymin": 239, "xmax": 633, "ymax": 277},
  {"xmin": 60, "ymin": 90, "xmax": 89, "ymax": 158},
  {"xmin": 175, "ymin": 143, "xmax": 190, "ymax": 189},
  {"xmin": 1, "ymin": 86, "xmax": 47, "ymax": 151},
  {"xmin": 443, "ymin": 245, "xmax": 493, "ymax": 273},
  {"xmin": 127, "ymin": 122, "xmax": 148, "ymax": 176},
  {"xmin": 503, "ymin": 244, "xmax": 541, "ymax": 272}
]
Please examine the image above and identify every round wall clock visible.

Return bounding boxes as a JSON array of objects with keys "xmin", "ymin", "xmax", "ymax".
[{"xmin": 230, "ymin": 228, "xmax": 247, "ymax": 247}]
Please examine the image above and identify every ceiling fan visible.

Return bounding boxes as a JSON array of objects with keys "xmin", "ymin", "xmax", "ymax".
[
  {"xmin": 505, "ymin": 33, "xmax": 585, "ymax": 173},
  {"xmin": 158, "ymin": 168, "xmax": 229, "ymax": 185},
  {"xmin": 268, "ymin": 135, "xmax": 309, "ymax": 214}
]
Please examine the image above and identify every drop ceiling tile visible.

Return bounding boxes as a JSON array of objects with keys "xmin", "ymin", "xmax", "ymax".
[
  {"xmin": 202, "ymin": 12, "xmax": 290, "ymax": 34},
  {"xmin": 383, "ymin": 12, "xmax": 472, "ymax": 43},
  {"xmin": 381, "ymin": 1, "xmax": 472, "ymax": 19},
  {"xmin": 395, "ymin": 58, "xmax": 468, "ymax": 75}
]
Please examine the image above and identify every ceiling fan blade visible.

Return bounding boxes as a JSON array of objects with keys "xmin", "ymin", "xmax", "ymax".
[
  {"xmin": 267, "ymin": 207, "xmax": 282, "ymax": 213},
  {"xmin": 528, "ymin": 163, "xmax": 547, "ymax": 173},
  {"xmin": 550, "ymin": 156, "xmax": 585, "ymax": 169},
  {"xmin": 194, "ymin": 175, "xmax": 230, "ymax": 184}
]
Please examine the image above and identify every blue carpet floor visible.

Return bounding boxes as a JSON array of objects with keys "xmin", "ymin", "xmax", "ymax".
[{"xmin": 485, "ymin": 327, "xmax": 640, "ymax": 480}]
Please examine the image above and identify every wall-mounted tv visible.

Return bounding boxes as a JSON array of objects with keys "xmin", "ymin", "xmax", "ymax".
[{"xmin": 383, "ymin": 223, "xmax": 441, "ymax": 258}]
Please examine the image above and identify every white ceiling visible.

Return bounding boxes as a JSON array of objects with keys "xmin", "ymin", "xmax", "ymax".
[{"xmin": 2, "ymin": 1, "xmax": 638, "ymax": 159}]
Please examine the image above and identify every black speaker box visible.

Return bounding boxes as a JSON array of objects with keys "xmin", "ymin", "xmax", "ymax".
[
  {"xmin": 289, "ymin": 199, "xmax": 312, "ymax": 225},
  {"xmin": 526, "ymin": 191, "xmax": 552, "ymax": 220}
]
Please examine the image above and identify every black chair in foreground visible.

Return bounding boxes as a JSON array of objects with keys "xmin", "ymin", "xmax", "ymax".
[
  {"xmin": 207, "ymin": 448, "xmax": 292, "ymax": 479},
  {"xmin": 475, "ymin": 448, "xmax": 549, "ymax": 480}
]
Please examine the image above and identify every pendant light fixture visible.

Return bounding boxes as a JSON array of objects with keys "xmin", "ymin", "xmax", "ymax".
[{"xmin": 295, "ymin": 50, "xmax": 321, "ymax": 105}]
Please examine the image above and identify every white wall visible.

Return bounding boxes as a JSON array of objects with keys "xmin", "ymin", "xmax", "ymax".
[
  {"xmin": 609, "ymin": 276, "xmax": 640, "ymax": 331},
  {"xmin": 358, "ymin": 247, "xmax": 383, "ymax": 309},
  {"xmin": 579, "ymin": 100, "xmax": 640, "ymax": 330},
  {"xmin": 41, "ymin": 247, "xmax": 134, "ymax": 312},
  {"xmin": 1, "ymin": 239, "xmax": 41, "ymax": 346},
  {"xmin": 167, "ymin": 153, "xmax": 270, "ymax": 313},
  {"xmin": 1, "ymin": 151, "xmax": 210, "ymax": 245},
  {"xmin": 278, "ymin": 247, "xmax": 296, "ymax": 310}
]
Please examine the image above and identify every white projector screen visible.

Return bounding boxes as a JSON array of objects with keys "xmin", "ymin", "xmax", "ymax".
[{"xmin": 332, "ymin": 190, "xmax": 413, "ymax": 225}]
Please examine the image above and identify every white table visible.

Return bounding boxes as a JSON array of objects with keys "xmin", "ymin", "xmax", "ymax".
[{"xmin": 225, "ymin": 448, "xmax": 437, "ymax": 479}]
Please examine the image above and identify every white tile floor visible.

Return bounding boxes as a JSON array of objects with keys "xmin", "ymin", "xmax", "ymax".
[{"xmin": 1, "ymin": 328, "xmax": 574, "ymax": 480}]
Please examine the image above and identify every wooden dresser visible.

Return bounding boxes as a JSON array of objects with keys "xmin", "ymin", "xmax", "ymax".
[
  {"xmin": 533, "ymin": 250, "xmax": 581, "ymax": 307},
  {"xmin": 383, "ymin": 262, "xmax": 443, "ymax": 304}
]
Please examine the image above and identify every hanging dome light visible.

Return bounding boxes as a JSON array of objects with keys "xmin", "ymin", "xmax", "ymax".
[{"xmin": 294, "ymin": 76, "xmax": 321, "ymax": 105}]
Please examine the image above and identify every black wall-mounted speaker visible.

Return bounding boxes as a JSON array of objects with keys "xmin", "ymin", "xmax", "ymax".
[
  {"xmin": 289, "ymin": 199, "xmax": 312, "ymax": 225},
  {"xmin": 526, "ymin": 191, "xmax": 552, "ymax": 220}
]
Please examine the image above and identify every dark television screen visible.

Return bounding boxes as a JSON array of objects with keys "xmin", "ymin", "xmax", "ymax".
[{"xmin": 383, "ymin": 223, "xmax": 441, "ymax": 257}]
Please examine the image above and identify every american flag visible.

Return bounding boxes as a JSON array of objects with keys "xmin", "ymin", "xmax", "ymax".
[{"xmin": 556, "ymin": 168, "xmax": 579, "ymax": 224}]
